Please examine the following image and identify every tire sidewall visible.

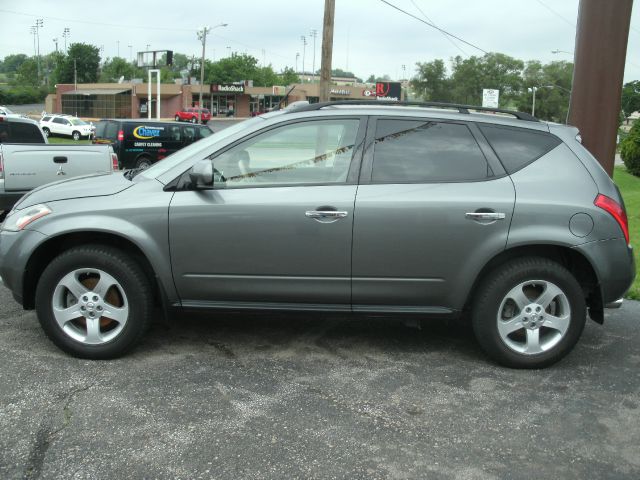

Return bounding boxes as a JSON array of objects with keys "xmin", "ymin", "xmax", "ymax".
[
  {"xmin": 35, "ymin": 247, "xmax": 152, "ymax": 359},
  {"xmin": 472, "ymin": 259, "xmax": 587, "ymax": 368}
]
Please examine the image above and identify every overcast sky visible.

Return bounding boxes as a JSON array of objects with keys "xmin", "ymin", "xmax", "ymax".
[{"xmin": 0, "ymin": 0, "xmax": 638, "ymax": 82}]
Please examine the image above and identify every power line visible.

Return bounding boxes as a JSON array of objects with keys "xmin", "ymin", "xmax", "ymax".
[
  {"xmin": 409, "ymin": 0, "xmax": 469, "ymax": 56},
  {"xmin": 379, "ymin": 0, "xmax": 487, "ymax": 54},
  {"xmin": 534, "ymin": 0, "xmax": 576, "ymax": 27}
]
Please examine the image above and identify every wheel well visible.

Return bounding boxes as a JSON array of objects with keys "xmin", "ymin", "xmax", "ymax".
[
  {"xmin": 465, "ymin": 244, "xmax": 603, "ymax": 323},
  {"xmin": 22, "ymin": 232, "xmax": 158, "ymax": 309}
]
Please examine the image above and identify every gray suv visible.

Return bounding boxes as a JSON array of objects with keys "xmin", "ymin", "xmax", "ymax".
[{"xmin": 0, "ymin": 102, "xmax": 635, "ymax": 368}]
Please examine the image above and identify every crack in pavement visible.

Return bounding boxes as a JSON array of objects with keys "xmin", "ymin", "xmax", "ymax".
[{"xmin": 22, "ymin": 383, "xmax": 96, "ymax": 480}]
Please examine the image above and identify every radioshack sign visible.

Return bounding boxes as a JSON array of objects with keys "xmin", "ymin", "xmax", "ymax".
[
  {"xmin": 211, "ymin": 83, "xmax": 245, "ymax": 93},
  {"xmin": 376, "ymin": 81, "xmax": 401, "ymax": 101}
]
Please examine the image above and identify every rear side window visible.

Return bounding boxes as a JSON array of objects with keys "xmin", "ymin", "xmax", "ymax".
[
  {"xmin": 372, "ymin": 120, "xmax": 489, "ymax": 183},
  {"xmin": 479, "ymin": 124, "xmax": 562, "ymax": 174},
  {"xmin": 0, "ymin": 122, "xmax": 45, "ymax": 143},
  {"xmin": 198, "ymin": 126, "xmax": 212, "ymax": 138},
  {"xmin": 94, "ymin": 121, "xmax": 118, "ymax": 140},
  {"xmin": 42, "ymin": 116, "xmax": 52, "ymax": 122}
]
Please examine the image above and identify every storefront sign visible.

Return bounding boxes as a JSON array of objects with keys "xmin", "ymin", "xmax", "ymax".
[
  {"xmin": 211, "ymin": 84, "xmax": 245, "ymax": 93},
  {"xmin": 330, "ymin": 88, "xmax": 351, "ymax": 96},
  {"xmin": 376, "ymin": 82, "xmax": 401, "ymax": 101},
  {"xmin": 362, "ymin": 89, "xmax": 376, "ymax": 97}
]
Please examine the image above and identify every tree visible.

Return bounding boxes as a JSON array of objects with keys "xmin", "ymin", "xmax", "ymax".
[
  {"xmin": 54, "ymin": 43, "xmax": 101, "ymax": 84},
  {"xmin": 99, "ymin": 57, "xmax": 136, "ymax": 82},
  {"xmin": 620, "ymin": 119, "xmax": 640, "ymax": 176},
  {"xmin": 516, "ymin": 60, "xmax": 573, "ymax": 122},
  {"xmin": 621, "ymin": 80, "xmax": 640, "ymax": 121},
  {"xmin": 201, "ymin": 53, "xmax": 281, "ymax": 87},
  {"xmin": 449, "ymin": 53, "xmax": 524, "ymax": 106},
  {"xmin": 279, "ymin": 67, "xmax": 300, "ymax": 85},
  {"xmin": 0, "ymin": 54, "xmax": 28, "ymax": 73},
  {"xmin": 15, "ymin": 58, "xmax": 39, "ymax": 86},
  {"xmin": 411, "ymin": 59, "xmax": 449, "ymax": 101}
]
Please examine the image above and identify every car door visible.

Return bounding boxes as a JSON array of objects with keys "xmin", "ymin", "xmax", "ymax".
[
  {"xmin": 169, "ymin": 117, "xmax": 365, "ymax": 308},
  {"xmin": 51, "ymin": 117, "xmax": 68, "ymax": 135},
  {"xmin": 352, "ymin": 117, "xmax": 515, "ymax": 312}
]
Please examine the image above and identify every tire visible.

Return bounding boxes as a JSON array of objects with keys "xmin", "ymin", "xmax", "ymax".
[
  {"xmin": 35, "ymin": 245, "xmax": 154, "ymax": 359},
  {"xmin": 135, "ymin": 156, "xmax": 153, "ymax": 169},
  {"xmin": 72, "ymin": 131, "xmax": 80, "ymax": 141},
  {"xmin": 190, "ymin": 117, "xmax": 197, "ymax": 124},
  {"xmin": 175, "ymin": 115, "xmax": 180, "ymax": 121},
  {"xmin": 42, "ymin": 127, "xmax": 50, "ymax": 138},
  {"xmin": 471, "ymin": 257, "xmax": 586, "ymax": 369}
]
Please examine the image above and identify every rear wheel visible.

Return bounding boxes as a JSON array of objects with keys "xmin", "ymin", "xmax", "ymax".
[
  {"xmin": 472, "ymin": 257, "xmax": 586, "ymax": 368},
  {"xmin": 35, "ymin": 245, "xmax": 154, "ymax": 359},
  {"xmin": 72, "ymin": 131, "xmax": 80, "ymax": 141},
  {"xmin": 135, "ymin": 156, "xmax": 153, "ymax": 169}
]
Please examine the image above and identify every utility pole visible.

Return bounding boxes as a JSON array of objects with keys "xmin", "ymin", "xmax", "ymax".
[
  {"xmin": 310, "ymin": 29, "xmax": 318, "ymax": 78},
  {"xmin": 197, "ymin": 26, "xmax": 210, "ymax": 124},
  {"xmin": 35, "ymin": 18, "xmax": 43, "ymax": 84},
  {"xmin": 63, "ymin": 27, "xmax": 70, "ymax": 52},
  {"xmin": 319, "ymin": 0, "xmax": 335, "ymax": 102},
  {"xmin": 568, "ymin": 0, "xmax": 633, "ymax": 176},
  {"xmin": 300, "ymin": 35, "xmax": 307, "ymax": 75}
]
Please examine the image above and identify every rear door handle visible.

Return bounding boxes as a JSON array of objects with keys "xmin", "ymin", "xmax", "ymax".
[{"xmin": 465, "ymin": 212, "xmax": 506, "ymax": 221}]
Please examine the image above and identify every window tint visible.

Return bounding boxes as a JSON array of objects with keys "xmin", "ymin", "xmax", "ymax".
[
  {"xmin": 0, "ymin": 122, "xmax": 45, "ymax": 143},
  {"xmin": 52, "ymin": 117, "xmax": 66, "ymax": 125},
  {"xmin": 213, "ymin": 119, "xmax": 360, "ymax": 188},
  {"xmin": 198, "ymin": 127, "xmax": 212, "ymax": 138},
  {"xmin": 104, "ymin": 121, "xmax": 119, "ymax": 140},
  {"xmin": 372, "ymin": 120, "xmax": 489, "ymax": 183},
  {"xmin": 42, "ymin": 116, "xmax": 52, "ymax": 122},
  {"xmin": 183, "ymin": 126, "xmax": 196, "ymax": 143},
  {"xmin": 479, "ymin": 124, "xmax": 561, "ymax": 174}
]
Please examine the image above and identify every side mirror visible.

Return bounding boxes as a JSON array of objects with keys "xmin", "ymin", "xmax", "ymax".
[{"xmin": 189, "ymin": 159, "xmax": 214, "ymax": 189}]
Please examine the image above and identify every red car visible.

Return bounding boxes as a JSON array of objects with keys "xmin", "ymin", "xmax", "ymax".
[{"xmin": 174, "ymin": 108, "xmax": 211, "ymax": 124}]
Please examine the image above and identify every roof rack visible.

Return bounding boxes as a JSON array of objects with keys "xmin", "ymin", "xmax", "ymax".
[{"xmin": 288, "ymin": 100, "xmax": 539, "ymax": 122}]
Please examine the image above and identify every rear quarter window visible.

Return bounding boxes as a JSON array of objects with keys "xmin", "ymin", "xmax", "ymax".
[
  {"xmin": 479, "ymin": 124, "xmax": 562, "ymax": 174},
  {"xmin": 0, "ymin": 122, "xmax": 45, "ymax": 143}
]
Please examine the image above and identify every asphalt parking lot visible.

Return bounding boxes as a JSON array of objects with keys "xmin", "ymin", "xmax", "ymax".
[{"xmin": 1, "ymin": 283, "xmax": 639, "ymax": 480}]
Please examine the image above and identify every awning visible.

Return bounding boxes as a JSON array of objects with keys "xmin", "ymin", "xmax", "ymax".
[{"xmin": 62, "ymin": 88, "xmax": 131, "ymax": 95}]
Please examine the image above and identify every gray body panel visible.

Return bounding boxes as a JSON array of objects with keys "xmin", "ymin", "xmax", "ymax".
[
  {"xmin": 169, "ymin": 185, "xmax": 356, "ymax": 306},
  {"xmin": 352, "ymin": 177, "xmax": 515, "ymax": 310}
]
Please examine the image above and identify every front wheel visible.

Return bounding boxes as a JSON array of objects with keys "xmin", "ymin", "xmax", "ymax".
[
  {"xmin": 72, "ymin": 131, "xmax": 80, "ymax": 141},
  {"xmin": 35, "ymin": 245, "xmax": 154, "ymax": 359},
  {"xmin": 472, "ymin": 257, "xmax": 586, "ymax": 369}
]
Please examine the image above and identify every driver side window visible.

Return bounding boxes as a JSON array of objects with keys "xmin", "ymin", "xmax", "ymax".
[{"xmin": 212, "ymin": 119, "xmax": 360, "ymax": 188}]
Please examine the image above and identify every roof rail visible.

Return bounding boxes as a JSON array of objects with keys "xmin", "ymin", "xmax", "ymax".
[{"xmin": 287, "ymin": 100, "xmax": 539, "ymax": 122}]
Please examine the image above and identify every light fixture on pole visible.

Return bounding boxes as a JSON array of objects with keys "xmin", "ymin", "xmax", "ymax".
[
  {"xmin": 300, "ymin": 36, "xmax": 307, "ymax": 75},
  {"xmin": 63, "ymin": 27, "xmax": 70, "ymax": 52},
  {"xmin": 53, "ymin": 38, "xmax": 59, "ymax": 53},
  {"xmin": 197, "ymin": 23, "xmax": 228, "ymax": 123}
]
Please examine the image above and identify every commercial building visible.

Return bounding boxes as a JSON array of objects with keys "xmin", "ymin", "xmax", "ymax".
[{"xmin": 47, "ymin": 80, "xmax": 405, "ymax": 119}]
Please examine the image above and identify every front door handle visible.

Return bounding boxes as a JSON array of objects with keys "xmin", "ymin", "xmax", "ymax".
[
  {"xmin": 305, "ymin": 210, "xmax": 349, "ymax": 219},
  {"xmin": 465, "ymin": 212, "xmax": 506, "ymax": 221}
]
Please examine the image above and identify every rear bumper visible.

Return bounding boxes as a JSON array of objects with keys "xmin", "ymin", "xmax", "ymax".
[{"xmin": 574, "ymin": 238, "xmax": 636, "ymax": 304}]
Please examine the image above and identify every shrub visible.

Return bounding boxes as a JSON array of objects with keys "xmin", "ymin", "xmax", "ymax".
[{"xmin": 620, "ymin": 120, "xmax": 640, "ymax": 177}]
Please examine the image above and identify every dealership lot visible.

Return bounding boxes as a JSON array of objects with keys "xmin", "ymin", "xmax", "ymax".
[{"xmin": 1, "ymin": 283, "xmax": 639, "ymax": 479}]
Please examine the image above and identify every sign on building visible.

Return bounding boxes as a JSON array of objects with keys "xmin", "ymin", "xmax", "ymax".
[
  {"xmin": 211, "ymin": 84, "xmax": 245, "ymax": 93},
  {"xmin": 376, "ymin": 82, "xmax": 402, "ymax": 101},
  {"xmin": 482, "ymin": 89, "xmax": 500, "ymax": 108}
]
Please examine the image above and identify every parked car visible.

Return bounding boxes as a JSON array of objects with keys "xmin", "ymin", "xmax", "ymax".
[
  {"xmin": 40, "ymin": 114, "xmax": 95, "ymax": 141},
  {"xmin": 174, "ymin": 108, "xmax": 212, "ymax": 124},
  {"xmin": 0, "ymin": 106, "xmax": 26, "ymax": 118},
  {"xmin": 0, "ymin": 116, "xmax": 118, "ymax": 215},
  {"xmin": 92, "ymin": 119, "xmax": 213, "ymax": 170},
  {"xmin": 0, "ymin": 101, "xmax": 635, "ymax": 367}
]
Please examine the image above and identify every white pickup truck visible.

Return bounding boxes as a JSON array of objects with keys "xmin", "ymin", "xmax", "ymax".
[{"xmin": 0, "ymin": 116, "xmax": 118, "ymax": 216}]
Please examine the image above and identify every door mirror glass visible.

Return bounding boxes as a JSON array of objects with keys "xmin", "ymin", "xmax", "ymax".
[{"xmin": 189, "ymin": 159, "xmax": 214, "ymax": 189}]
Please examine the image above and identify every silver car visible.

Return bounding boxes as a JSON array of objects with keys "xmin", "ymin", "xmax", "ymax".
[{"xmin": 0, "ymin": 102, "xmax": 635, "ymax": 368}]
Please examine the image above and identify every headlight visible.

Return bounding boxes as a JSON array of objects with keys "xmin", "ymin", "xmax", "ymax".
[{"xmin": 1, "ymin": 204, "xmax": 52, "ymax": 232}]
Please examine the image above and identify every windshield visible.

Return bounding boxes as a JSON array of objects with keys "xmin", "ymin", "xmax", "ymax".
[
  {"xmin": 138, "ymin": 117, "xmax": 265, "ymax": 179},
  {"xmin": 69, "ymin": 118, "xmax": 88, "ymax": 126}
]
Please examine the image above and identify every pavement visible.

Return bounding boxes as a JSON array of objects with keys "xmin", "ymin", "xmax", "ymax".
[{"xmin": 1, "ymin": 283, "xmax": 639, "ymax": 479}]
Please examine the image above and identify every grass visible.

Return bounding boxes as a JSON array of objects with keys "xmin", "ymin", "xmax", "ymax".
[
  {"xmin": 47, "ymin": 136, "xmax": 92, "ymax": 145},
  {"xmin": 614, "ymin": 166, "xmax": 640, "ymax": 300}
]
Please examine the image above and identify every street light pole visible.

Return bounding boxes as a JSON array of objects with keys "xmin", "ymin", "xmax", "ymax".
[
  {"xmin": 300, "ymin": 36, "xmax": 307, "ymax": 75},
  {"xmin": 63, "ymin": 27, "xmax": 70, "ymax": 52},
  {"xmin": 197, "ymin": 23, "xmax": 227, "ymax": 124},
  {"xmin": 310, "ymin": 29, "xmax": 318, "ymax": 78}
]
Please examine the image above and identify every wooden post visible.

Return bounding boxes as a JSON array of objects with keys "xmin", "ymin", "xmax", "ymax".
[
  {"xmin": 319, "ymin": 0, "xmax": 335, "ymax": 103},
  {"xmin": 568, "ymin": 0, "xmax": 633, "ymax": 177}
]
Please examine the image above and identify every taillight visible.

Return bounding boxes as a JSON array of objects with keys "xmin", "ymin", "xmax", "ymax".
[
  {"xmin": 595, "ymin": 194, "xmax": 629, "ymax": 244},
  {"xmin": 0, "ymin": 152, "xmax": 4, "ymax": 180},
  {"xmin": 117, "ymin": 130, "xmax": 124, "ymax": 141},
  {"xmin": 111, "ymin": 153, "xmax": 119, "ymax": 171}
]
